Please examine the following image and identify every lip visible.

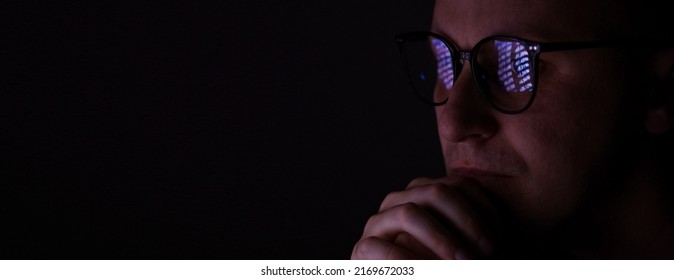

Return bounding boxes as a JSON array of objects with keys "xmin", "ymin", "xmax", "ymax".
[
  {"xmin": 452, "ymin": 167, "xmax": 511, "ymax": 177},
  {"xmin": 450, "ymin": 167, "xmax": 513, "ymax": 186}
]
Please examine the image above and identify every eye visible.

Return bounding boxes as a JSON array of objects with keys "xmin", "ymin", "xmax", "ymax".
[{"xmin": 512, "ymin": 56, "xmax": 531, "ymax": 76}]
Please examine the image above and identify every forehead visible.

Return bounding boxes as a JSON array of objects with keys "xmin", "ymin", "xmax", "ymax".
[{"xmin": 432, "ymin": 0, "xmax": 627, "ymax": 48}]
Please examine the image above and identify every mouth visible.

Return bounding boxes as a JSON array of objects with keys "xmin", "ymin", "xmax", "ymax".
[{"xmin": 450, "ymin": 167, "xmax": 514, "ymax": 186}]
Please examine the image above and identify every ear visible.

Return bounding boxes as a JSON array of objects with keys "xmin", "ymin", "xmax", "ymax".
[{"xmin": 644, "ymin": 50, "xmax": 674, "ymax": 134}]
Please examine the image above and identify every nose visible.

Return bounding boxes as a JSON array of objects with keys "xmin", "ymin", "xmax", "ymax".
[{"xmin": 435, "ymin": 62, "xmax": 498, "ymax": 143}]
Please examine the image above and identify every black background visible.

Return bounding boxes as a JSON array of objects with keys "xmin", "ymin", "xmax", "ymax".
[{"xmin": 3, "ymin": 0, "xmax": 444, "ymax": 259}]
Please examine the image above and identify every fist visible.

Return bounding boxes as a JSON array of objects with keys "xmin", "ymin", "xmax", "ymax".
[{"xmin": 351, "ymin": 176, "xmax": 501, "ymax": 259}]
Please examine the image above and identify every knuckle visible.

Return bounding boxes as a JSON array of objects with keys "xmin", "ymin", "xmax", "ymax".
[
  {"xmin": 385, "ymin": 244, "xmax": 406, "ymax": 260},
  {"xmin": 363, "ymin": 213, "xmax": 382, "ymax": 234},
  {"xmin": 425, "ymin": 183, "xmax": 447, "ymax": 196},
  {"xmin": 351, "ymin": 237, "xmax": 376, "ymax": 259},
  {"xmin": 365, "ymin": 211, "xmax": 384, "ymax": 224},
  {"xmin": 432, "ymin": 237, "xmax": 458, "ymax": 259},
  {"xmin": 353, "ymin": 237, "xmax": 410, "ymax": 260},
  {"xmin": 379, "ymin": 191, "xmax": 403, "ymax": 210},
  {"xmin": 407, "ymin": 177, "xmax": 432, "ymax": 188},
  {"xmin": 394, "ymin": 202, "xmax": 422, "ymax": 223},
  {"xmin": 422, "ymin": 183, "xmax": 456, "ymax": 199}
]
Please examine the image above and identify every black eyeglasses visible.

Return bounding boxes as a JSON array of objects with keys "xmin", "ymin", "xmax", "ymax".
[{"xmin": 395, "ymin": 31, "xmax": 622, "ymax": 114}]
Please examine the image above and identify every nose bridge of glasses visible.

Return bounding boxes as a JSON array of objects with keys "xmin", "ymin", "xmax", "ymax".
[
  {"xmin": 442, "ymin": 50, "xmax": 480, "ymax": 98},
  {"xmin": 459, "ymin": 51, "xmax": 471, "ymax": 62},
  {"xmin": 449, "ymin": 50, "xmax": 471, "ymax": 79}
]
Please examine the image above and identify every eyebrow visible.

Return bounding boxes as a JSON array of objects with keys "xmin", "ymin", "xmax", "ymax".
[{"xmin": 429, "ymin": 18, "xmax": 605, "ymax": 50}]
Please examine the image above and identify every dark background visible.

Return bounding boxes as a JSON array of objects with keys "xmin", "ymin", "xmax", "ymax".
[{"xmin": 3, "ymin": 0, "xmax": 444, "ymax": 259}]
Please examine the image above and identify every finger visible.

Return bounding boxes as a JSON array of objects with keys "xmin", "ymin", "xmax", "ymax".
[
  {"xmin": 406, "ymin": 176, "xmax": 466, "ymax": 190},
  {"xmin": 380, "ymin": 182, "xmax": 495, "ymax": 256},
  {"xmin": 351, "ymin": 236, "xmax": 423, "ymax": 260},
  {"xmin": 407, "ymin": 176, "xmax": 499, "ymax": 222},
  {"xmin": 449, "ymin": 180, "xmax": 502, "ymax": 228},
  {"xmin": 393, "ymin": 232, "xmax": 440, "ymax": 259},
  {"xmin": 419, "ymin": 176, "xmax": 502, "ymax": 232},
  {"xmin": 364, "ymin": 202, "xmax": 473, "ymax": 259}
]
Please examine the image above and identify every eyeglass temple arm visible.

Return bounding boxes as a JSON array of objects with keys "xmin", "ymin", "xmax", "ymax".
[
  {"xmin": 539, "ymin": 40, "xmax": 674, "ymax": 52},
  {"xmin": 538, "ymin": 40, "xmax": 623, "ymax": 52}
]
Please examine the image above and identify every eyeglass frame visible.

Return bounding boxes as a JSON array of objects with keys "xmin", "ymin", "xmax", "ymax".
[{"xmin": 395, "ymin": 31, "xmax": 627, "ymax": 114}]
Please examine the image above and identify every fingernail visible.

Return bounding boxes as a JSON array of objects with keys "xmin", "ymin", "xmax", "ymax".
[
  {"xmin": 479, "ymin": 238, "xmax": 495, "ymax": 256},
  {"xmin": 454, "ymin": 249, "xmax": 473, "ymax": 260}
]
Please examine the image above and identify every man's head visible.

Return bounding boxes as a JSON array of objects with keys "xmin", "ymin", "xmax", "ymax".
[{"xmin": 429, "ymin": 0, "xmax": 674, "ymax": 232}]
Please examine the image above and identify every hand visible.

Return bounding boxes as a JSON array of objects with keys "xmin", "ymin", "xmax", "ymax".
[{"xmin": 351, "ymin": 176, "xmax": 501, "ymax": 259}]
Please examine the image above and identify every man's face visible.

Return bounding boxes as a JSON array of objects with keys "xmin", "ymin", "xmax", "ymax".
[{"xmin": 432, "ymin": 0, "xmax": 642, "ymax": 231}]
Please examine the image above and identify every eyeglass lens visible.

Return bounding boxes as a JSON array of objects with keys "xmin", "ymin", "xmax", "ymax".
[{"xmin": 403, "ymin": 35, "xmax": 536, "ymax": 112}]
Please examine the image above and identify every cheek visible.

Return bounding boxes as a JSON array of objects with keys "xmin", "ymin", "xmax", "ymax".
[
  {"xmin": 501, "ymin": 116, "xmax": 594, "ymax": 225},
  {"xmin": 502, "ymin": 66, "xmax": 630, "ymax": 225},
  {"xmin": 524, "ymin": 51, "xmax": 631, "ymax": 178}
]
